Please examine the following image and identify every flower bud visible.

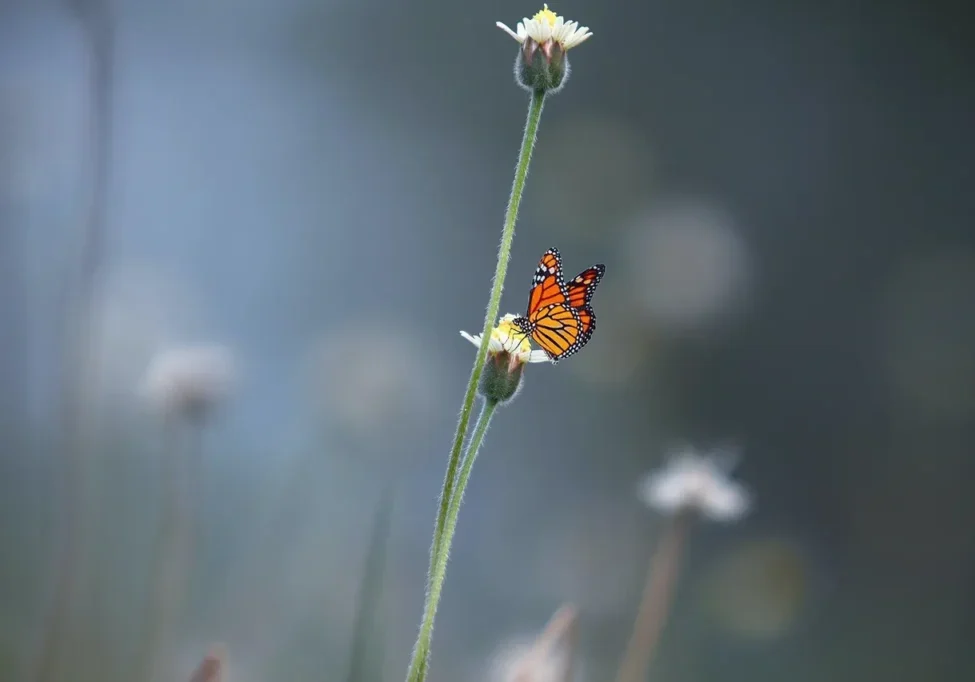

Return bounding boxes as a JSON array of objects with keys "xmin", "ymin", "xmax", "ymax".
[
  {"xmin": 479, "ymin": 348, "xmax": 526, "ymax": 405},
  {"xmin": 516, "ymin": 39, "xmax": 569, "ymax": 94}
]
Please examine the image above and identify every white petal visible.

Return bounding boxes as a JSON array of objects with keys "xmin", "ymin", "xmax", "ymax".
[
  {"xmin": 496, "ymin": 21, "xmax": 524, "ymax": 43},
  {"xmin": 459, "ymin": 330, "xmax": 482, "ymax": 347},
  {"xmin": 554, "ymin": 19, "xmax": 574, "ymax": 42},
  {"xmin": 525, "ymin": 18, "xmax": 550, "ymax": 43},
  {"xmin": 562, "ymin": 27, "xmax": 592, "ymax": 50},
  {"xmin": 527, "ymin": 350, "xmax": 551, "ymax": 363},
  {"xmin": 539, "ymin": 20, "xmax": 554, "ymax": 41}
]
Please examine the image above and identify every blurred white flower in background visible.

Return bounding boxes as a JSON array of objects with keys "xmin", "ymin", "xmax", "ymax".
[
  {"xmin": 487, "ymin": 605, "xmax": 581, "ymax": 682},
  {"xmin": 490, "ymin": 639, "xmax": 576, "ymax": 682},
  {"xmin": 489, "ymin": 638, "xmax": 565, "ymax": 682},
  {"xmin": 141, "ymin": 344, "xmax": 236, "ymax": 421},
  {"xmin": 620, "ymin": 197, "xmax": 752, "ymax": 334},
  {"xmin": 639, "ymin": 448, "xmax": 751, "ymax": 522}
]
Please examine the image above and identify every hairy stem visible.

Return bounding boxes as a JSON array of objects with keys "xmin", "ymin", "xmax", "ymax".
[
  {"xmin": 407, "ymin": 399, "xmax": 499, "ymax": 682},
  {"xmin": 404, "ymin": 89, "xmax": 547, "ymax": 682},
  {"xmin": 431, "ymin": 88, "xmax": 545, "ymax": 563}
]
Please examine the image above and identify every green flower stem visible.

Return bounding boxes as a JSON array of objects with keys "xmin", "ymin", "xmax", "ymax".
[
  {"xmin": 408, "ymin": 399, "xmax": 499, "ymax": 682},
  {"xmin": 442, "ymin": 402, "xmax": 496, "ymax": 555},
  {"xmin": 430, "ymin": 87, "xmax": 546, "ymax": 564},
  {"xmin": 407, "ymin": 85, "xmax": 546, "ymax": 682}
]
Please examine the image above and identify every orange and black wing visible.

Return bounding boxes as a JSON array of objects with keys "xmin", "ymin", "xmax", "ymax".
[
  {"xmin": 575, "ymin": 306, "xmax": 596, "ymax": 343},
  {"xmin": 565, "ymin": 263, "xmax": 604, "ymax": 340},
  {"xmin": 525, "ymin": 248, "xmax": 569, "ymax": 316},
  {"xmin": 565, "ymin": 264, "xmax": 605, "ymax": 308},
  {"xmin": 528, "ymin": 303, "xmax": 585, "ymax": 362}
]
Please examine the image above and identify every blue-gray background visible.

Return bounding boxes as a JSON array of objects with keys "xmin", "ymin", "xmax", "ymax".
[{"xmin": 2, "ymin": 0, "xmax": 973, "ymax": 680}]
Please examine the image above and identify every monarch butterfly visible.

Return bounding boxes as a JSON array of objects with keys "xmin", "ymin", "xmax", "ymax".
[{"xmin": 512, "ymin": 247, "xmax": 605, "ymax": 363}]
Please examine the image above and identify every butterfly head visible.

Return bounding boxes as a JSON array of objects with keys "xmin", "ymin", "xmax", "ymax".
[{"xmin": 510, "ymin": 315, "xmax": 533, "ymax": 335}]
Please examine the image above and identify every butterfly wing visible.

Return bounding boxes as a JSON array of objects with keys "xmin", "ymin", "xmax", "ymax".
[
  {"xmin": 516, "ymin": 250, "xmax": 604, "ymax": 361},
  {"xmin": 528, "ymin": 303, "xmax": 585, "ymax": 362},
  {"xmin": 565, "ymin": 263, "xmax": 604, "ymax": 339},
  {"xmin": 565, "ymin": 264, "xmax": 605, "ymax": 308},
  {"xmin": 575, "ymin": 306, "xmax": 596, "ymax": 343},
  {"xmin": 526, "ymin": 248, "xmax": 569, "ymax": 315}
]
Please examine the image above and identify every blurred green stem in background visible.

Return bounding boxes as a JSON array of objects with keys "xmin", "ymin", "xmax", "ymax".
[
  {"xmin": 409, "ymin": 398, "xmax": 499, "ymax": 682},
  {"xmin": 34, "ymin": 3, "xmax": 114, "ymax": 679},
  {"xmin": 345, "ymin": 485, "xmax": 394, "ymax": 682},
  {"xmin": 405, "ymin": 87, "xmax": 547, "ymax": 682},
  {"xmin": 134, "ymin": 419, "xmax": 202, "ymax": 682},
  {"xmin": 615, "ymin": 510, "xmax": 694, "ymax": 682}
]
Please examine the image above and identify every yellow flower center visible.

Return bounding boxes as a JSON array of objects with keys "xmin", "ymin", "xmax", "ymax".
[
  {"xmin": 493, "ymin": 316, "xmax": 533, "ymax": 355},
  {"xmin": 533, "ymin": 4, "xmax": 558, "ymax": 27}
]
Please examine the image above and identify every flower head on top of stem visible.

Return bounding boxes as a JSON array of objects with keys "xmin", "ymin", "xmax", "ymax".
[
  {"xmin": 639, "ymin": 447, "xmax": 751, "ymax": 522},
  {"xmin": 461, "ymin": 314, "xmax": 549, "ymax": 404},
  {"xmin": 140, "ymin": 344, "xmax": 236, "ymax": 423},
  {"xmin": 497, "ymin": 5, "xmax": 592, "ymax": 93}
]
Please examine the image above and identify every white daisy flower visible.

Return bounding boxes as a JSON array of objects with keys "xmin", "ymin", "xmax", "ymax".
[
  {"xmin": 140, "ymin": 344, "xmax": 236, "ymax": 420},
  {"xmin": 461, "ymin": 315, "xmax": 549, "ymax": 404},
  {"xmin": 639, "ymin": 448, "xmax": 751, "ymax": 522},
  {"xmin": 497, "ymin": 4, "xmax": 593, "ymax": 51},
  {"xmin": 460, "ymin": 314, "xmax": 550, "ymax": 366}
]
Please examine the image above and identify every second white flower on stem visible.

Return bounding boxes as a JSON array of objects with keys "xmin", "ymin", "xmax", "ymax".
[{"xmin": 460, "ymin": 314, "xmax": 549, "ymax": 404}]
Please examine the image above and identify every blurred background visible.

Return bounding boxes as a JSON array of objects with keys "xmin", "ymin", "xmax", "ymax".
[{"xmin": 2, "ymin": 0, "xmax": 974, "ymax": 680}]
